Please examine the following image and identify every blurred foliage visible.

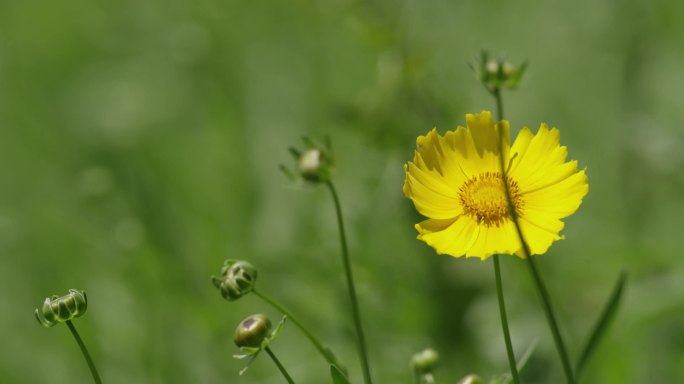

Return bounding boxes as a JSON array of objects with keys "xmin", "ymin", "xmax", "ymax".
[{"xmin": 2, "ymin": 0, "xmax": 684, "ymax": 383}]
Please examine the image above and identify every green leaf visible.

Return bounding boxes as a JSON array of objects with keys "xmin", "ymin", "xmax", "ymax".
[
  {"xmin": 500, "ymin": 339, "xmax": 538, "ymax": 384},
  {"xmin": 575, "ymin": 271, "xmax": 627, "ymax": 377},
  {"xmin": 330, "ymin": 365, "xmax": 351, "ymax": 384},
  {"xmin": 271, "ymin": 315, "xmax": 287, "ymax": 340}
]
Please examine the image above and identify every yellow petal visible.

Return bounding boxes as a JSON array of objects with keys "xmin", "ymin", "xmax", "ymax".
[
  {"xmin": 404, "ymin": 163, "xmax": 462, "ymax": 219},
  {"xmin": 522, "ymin": 170, "xmax": 589, "ymax": 218},
  {"xmin": 465, "ymin": 221, "xmax": 521, "ymax": 259},
  {"xmin": 518, "ymin": 217, "xmax": 564, "ymax": 255},
  {"xmin": 459, "ymin": 111, "xmax": 508, "ymax": 174},
  {"xmin": 509, "ymin": 124, "xmax": 568, "ymax": 186},
  {"xmin": 416, "ymin": 216, "xmax": 479, "ymax": 257}
]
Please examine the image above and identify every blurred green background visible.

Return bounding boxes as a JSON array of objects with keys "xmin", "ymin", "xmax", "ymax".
[{"xmin": 2, "ymin": 0, "xmax": 684, "ymax": 382}]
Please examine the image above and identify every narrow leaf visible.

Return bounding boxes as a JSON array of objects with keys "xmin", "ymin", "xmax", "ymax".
[
  {"xmin": 576, "ymin": 271, "xmax": 627, "ymax": 376},
  {"xmin": 238, "ymin": 352, "xmax": 260, "ymax": 376},
  {"xmin": 516, "ymin": 339, "xmax": 537, "ymax": 372},
  {"xmin": 288, "ymin": 147, "xmax": 301, "ymax": 159},
  {"xmin": 330, "ymin": 365, "xmax": 351, "ymax": 384},
  {"xmin": 501, "ymin": 340, "xmax": 538, "ymax": 384}
]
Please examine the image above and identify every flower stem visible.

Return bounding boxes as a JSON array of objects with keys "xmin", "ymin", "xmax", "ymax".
[
  {"xmin": 252, "ymin": 288, "xmax": 344, "ymax": 370},
  {"xmin": 523, "ymin": 255, "xmax": 575, "ymax": 383},
  {"xmin": 325, "ymin": 180, "xmax": 373, "ymax": 384},
  {"xmin": 265, "ymin": 346, "xmax": 296, "ymax": 384},
  {"xmin": 493, "ymin": 254, "xmax": 520, "ymax": 384},
  {"xmin": 65, "ymin": 320, "xmax": 102, "ymax": 384},
  {"xmin": 492, "ymin": 88, "xmax": 575, "ymax": 384}
]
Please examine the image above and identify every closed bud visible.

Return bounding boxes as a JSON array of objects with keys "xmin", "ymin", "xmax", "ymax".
[
  {"xmin": 35, "ymin": 289, "xmax": 88, "ymax": 328},
  {"xmin": 281, "ymin": 137, "xmax": 334, "ymax": 183},
  {"xmin": 457, "ymin": 374, "xmax": 482, "ymax": 384},
  {"xmin": 473, "ymin": 51, "xmax": 527, "ymax": 92},
  {"xmin": 410, "ymin": 348, "xmax": 439, "ymax": 375},
  {"xmin": 298, "ymin": 149, "xmax": 323, "ymax": 181},
  {"xmin": 211, "ymin": 259, "xmax": 257, "ymax": 301},
  {"xmin": 234, "ymin": 314, "xmax": 272, "ymax": 348}
]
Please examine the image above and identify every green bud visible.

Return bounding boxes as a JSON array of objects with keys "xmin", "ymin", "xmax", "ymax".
[
  {"xmin": 280, "ymin": 136, "xmax": 334, "ymax": 183},
  {"xmin": 410, "ymin": 348, "xmax": 439, "ymax": 375},
  {"xmin": 298, "ymin": 149, "xmax": 323, "ymax": 181},
  {"xmin": 457, "ymin": 374, "xmax": 482, "ymax": 384},
  {"xmin": 35, "ymin": 289, "xmax": 88, "ymax": 328},
  {"xmin": 211, "ymin": 259, "xmax": 258, "ymax": 301},
  {"xmin": 234, "ymin": 314, "xmax": 272, "ymax": 348},
  {"xmin": 473, "ymin": 51, "xmax": 527, "ymax": 93}
]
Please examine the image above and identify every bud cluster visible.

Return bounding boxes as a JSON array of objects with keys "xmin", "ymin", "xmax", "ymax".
[{"xmin": 472, "ymin": 51, "xmax": 527, "ymax": 93}]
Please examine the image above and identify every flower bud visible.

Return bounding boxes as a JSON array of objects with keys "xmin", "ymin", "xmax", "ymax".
[
  {"xmin": 211, "ymin": 259, "xmax": 257, "ymax": 301},
  {"xmin": 298, "ymin": 149, "xmax": 322, "ymax": 181},
  {"xmin": 457, "ymin": 374, "xmax": 482, "ymax": 384},
  {"xmin": 35, "ymin": 289, "xmax": 88, "ymax": 328},
  {"xmin": 473, "ymin": 51, "xmax": 527, "ymax": 92},
  {"xmin": 234, "ymin": 314, "xmax": 272, "ymax": 348},
  {"xmin": 410, "ymin": 348, "xmax": 439, "ymax": 375},
  {"xmin": 280, "ymin": 137, "xmax": 334, "ymax": 183}
]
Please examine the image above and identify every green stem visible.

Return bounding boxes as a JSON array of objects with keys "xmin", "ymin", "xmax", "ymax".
[
  {"xmin": 265, "ymin": 346, "xmax": 296, "ymax": 384},
  {"xmin": 252, "ymin": 288, "xmax": 343, "ymax": 370},
  {"xmin": 492, "ymin": 88, "xmax": 575, "ymax": 384},
  {"xmin": 524, "ymin": 256, "xmax": 575, "ymax": 383},
  {"xmin": 325, "ymin": 180, "xmax": 373, "ymax": 384},
  {"xmin": 65, "ymin": 320, "xmax": 102, "ymax": 384},
  {"xmin": 493, "ymin": 255, "xmax": 520, "ymax": 384}
]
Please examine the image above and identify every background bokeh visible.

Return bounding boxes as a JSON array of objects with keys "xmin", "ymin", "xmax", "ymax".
[{"xmin": 2, "ymin": 0, "xmax": 684, "ymax": 382}]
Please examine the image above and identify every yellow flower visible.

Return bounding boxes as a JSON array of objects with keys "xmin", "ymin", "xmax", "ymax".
[{"xmin": 403, "ymin": 111, "xmax": 588, "ymax": 259}]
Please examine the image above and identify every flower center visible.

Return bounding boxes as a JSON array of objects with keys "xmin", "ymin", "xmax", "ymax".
[{"xmin": 458, "ymin": 172, "xmax": 523, "ymax": 227}]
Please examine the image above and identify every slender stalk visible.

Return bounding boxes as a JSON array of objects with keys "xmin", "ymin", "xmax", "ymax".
[
  {"xmin": 65, "ymin": 320, "xmax": 102, "ymax": 384},
  {"xmin": 490, "ymin": 88, "xmax": 520, "ymax": 384},
  {"xmin": 523, "ymin": 255, "xmax": 575, "ymax": 383},
  {"xmin": 252, "ymin": 288, "xmax": 343, "ymax": 369},
  {"xmin": 265, "ymin": 346, "xmax": 295, "ymax": 384},
  {"xmin": 325, "ymin": 180, "xmax": 373, "ymax": 384},
  {"xmin": 492, "ymin": 88, "xmax": 575, "ymax": 384},
  {"xmin": 493, "ymin": 254, "xmax": 520, "ymax": 384}
]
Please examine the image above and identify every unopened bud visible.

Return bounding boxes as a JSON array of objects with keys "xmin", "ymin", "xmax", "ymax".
[
  {"xmin": 410, "ymin": 348, "xmax": 439, "ymax": 375},
  {"xmin": 212, "ymin": 259, "xmax": 258, "ymax": 301},
  {"xmin": 473, "ymin": 51, "xmax": 527, "ymax": 93},
  {"xmin": 502, "ymin": 61, "xmax": 516, "ymax": 76},
  {"xmin": 298, "ymin": 149, "xmax": 322, "ymax": 180},
  {"xmin": 486, "ymin": 60, "xmax": 499, "ymax": 75},
  {"xmin": 35, "ymin": 289, "xmax": 88, "ymax": 328},
  {"xmin": 234, "ymin": 314, "xmax": 272, "ymax": 348},
  {"xmin": 281, "ymin": 137, "xmax": 334, "ymax": 183},
  {"xmin": 457, "ymin": 374, "xmax": 482, "ymax": 384}
]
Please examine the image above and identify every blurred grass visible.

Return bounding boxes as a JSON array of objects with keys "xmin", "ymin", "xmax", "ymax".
[{"xmin": 2, "ymin": 0, "xmax": 684, "ymax": 383}]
